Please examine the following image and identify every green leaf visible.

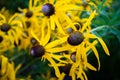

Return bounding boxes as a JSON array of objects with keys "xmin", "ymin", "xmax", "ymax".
[{"xmin": 110, "ymin": 27, "xmax": 120, "ymax": 43}]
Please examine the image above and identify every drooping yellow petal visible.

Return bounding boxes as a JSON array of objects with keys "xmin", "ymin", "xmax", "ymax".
[
  {"xmin": 58, "ymin": 5, "xmax": 82, "ymax": 11},
  {"xmin": 86, "ymin": 62, "xmax": 97, "ymax": 71},
  {"xmin": 46, "ymin": 45, "xmax": 72, "ymax": 53},
  {"xmin": 69, "ymin": 64, "xmax": 76, "ymax": 80},
  {"xmin": 45, "ymin": 37, "xmax": 67, "ymax": 49},
  {"xmin": 53, "ymin": 15, "xmax": 66, "ymax": 35},
  {"xmin": 48, "ymin": 53, "xmax": 68, "ymax": 64},
  {"xmin": 46, "ymin": 53, "xmax": 61, "ymax": 78},
  {"xmin": 50, "ymin": 16, "xmax": 55, "ymax": 30},
  {"xmin": 58, "ymin": 73, "xmax": 66, "ymax": 80},
  {"xmin": 1, "ymin": 55, "xmax": 8, "ymax": 75},
  {"xmin": 77, "ymin": 64, "xmax": 83, "ymax": 79},
  {"xmin": 88, "ymin": 41, "xmax": 100, "ymax": 70},
  {"xmin": 31, "ymin": 30, "xmax": 41, "ymax": 44},
  {"xmin": 0, "ymin": 13, "xmax": 6, "ymax": 23},
  {"xmin": 40, "ymin": 18, "xmax": 47, "ymax": 44},
  {"xmin": 42, "ymin": 21, "xmax": 51, "ymax": 46},
  {"xmin": 15, "ymin": 64, "xmax": 22, "ymax": 74},
  {"xmin": 7, "ymin": 63, "xmax": 16, "ymax": 80},
  {"xmin": 82, "ymin": 71, "xmax": 88, "ymax": 80},
  {"xmin": 81, "ymin": 10, "xmax": 96, "ymax": 32},
  {"xmin": 60, "ymin": 12, "xmax": 76, "ymax": 31},
  {"xmin": 87, "ymin": 34, "xmax": 110, "ymax": 56},
  {"xmin": 97, "ymin": 37, "xmax": 110, "ymax": 56},
  {"xmin": 8, "ymin": 13, "xmax": 19, "ymax": 24},
  {"xmin": 29, "ymin": 0, "xmax": 33, "ymax": 10}
]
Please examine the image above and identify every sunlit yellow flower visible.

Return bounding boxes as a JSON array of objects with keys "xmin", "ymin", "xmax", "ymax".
[
  {"xmin": 0, "ymin": 13, "xmax": 24, "ymax": 46},
  {"xmin": 17, "ymin": 29, "xmax": 40, "ymax": 51},
  {"xmin": 49, "ymin": 10, "xmax": 110, "ymax": 80},
  {"xmin": 0, "ymin": 31, "xmax": 14, "ymax": 53},
  {"xmin": 0, "ymin": 7, "xmax": 12, "ymax": 19},
  {"xmin": 0, "ymin": 55, "xmax": 21, "ymax": 80},
  {"xmin": 36, "ymin": 0, "xmax": 82, "ymax": 35},
  {"xmin": 58, "ymin": 41, "xmax": 97, "ymax": 80},
  {"xmin": 30, "ymin": 22, "xmax": 72, "ymax": 78},
  {"xmin": 18, "ymin": 0, "xmax": 41, "ymax": 20},
  {"xmin": 18, "ymin": 0, "xmax": 42, "ymax": 34}
]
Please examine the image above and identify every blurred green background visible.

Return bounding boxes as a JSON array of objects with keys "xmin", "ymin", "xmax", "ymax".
[{"xmin": 0, "ymin": 0, "xmax": 120, "ymax": 80}]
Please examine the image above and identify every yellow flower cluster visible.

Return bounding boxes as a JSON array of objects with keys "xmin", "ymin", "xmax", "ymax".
[
  {"xmin": 0, "ymin": 0, "xmax": 112, "ymax": 80},
  {"xmin": 0, "ymin": 55, "xmax": 21, "ymax": 80}
]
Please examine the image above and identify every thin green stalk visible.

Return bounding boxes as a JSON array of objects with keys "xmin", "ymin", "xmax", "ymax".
[
  {"xmin": 9, "ymin": 51, "xmax": 26, "ymax": 61},
  {"xmin": 18, "ymin": 58, "xmax": 40, "ymax": 74},
  {"xmin": 90, "ymin": 25, "xmax": 108, "ymax": 33}
]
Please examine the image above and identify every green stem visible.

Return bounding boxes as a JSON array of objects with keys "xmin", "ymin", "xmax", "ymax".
[
  {"xmin": 9, "ymin": 51, "xmax": 26, "ymax": 61},
  {"xmin": 90, "ymin": 25, "xmax": 108, "ymax": 33},
  {"xmin": 87, "ymin": 50, "xmax": 93, "ymax": 56},
  {"xmin": 18, "ymin": 58, "xmax": 40, "ymax": 74}
]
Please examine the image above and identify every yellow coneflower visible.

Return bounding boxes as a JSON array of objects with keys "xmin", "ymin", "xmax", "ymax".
[
  {"xmin": 0, "ymin": 13, "xmax": 24, "ymax": 47},
  {"xmin": 0, "ymin": 31, "xmax": 14, "ymax": 53},
  {"xmin": 17, "ymin": 29, "xmax": 40, "ymax": 51},
  {"xmin": 58, "ymin": 41, "xmax": 98, "ymax": 80},
  {"xmin": 18, "ymin": 0, "xmax": 42, "ymax": 29},
  {"xmin": 49, "ymin": 10, "xmax": 110, "ymax": 80},
  {"xmin": 0, "ymin": 7, "xmax": 13, "ymax": 20},
  {"xmin": 0, "ymin": 55, "xmax": 21, "ymax": 80},
  {"xmin": 30, "ymin": 21, "xmax": 72, "ymax": 78},
  {"xmin": 36, "ymin": 0, "xmax": 82, "ymax": 35}
]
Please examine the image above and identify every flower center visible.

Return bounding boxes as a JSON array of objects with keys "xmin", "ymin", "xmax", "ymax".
[
  {"xmin": 30, "ymin": 38, "xmax": 38, "ymax": 45},
  {"xmin": 1, "ymin": 23, "xmax": 11, "ymax": 32},
  {"xmin": 25, "ymin": 21, "xmax": 31, "ymax": 28},
  {"xmin": 67, "ymin": 31, "xmax": 84, "ymax": 46},
  {"xmin": 61, "ymin": 64, "xmax": 72, "ymax": 75},
  {"xmin": 0, "ymin": 36, "xmax": 3, "ymax": 43},
  {"xmin": 74, "ymin": 23, "xmax": 81, "ymax": 30},
  {"xmin": 66, "ymin": 27, "xmax": 74, "ymax": 34},
  {"xmin": 82, "ymin": 0, "xmax": 88, "ymax": 7},
  {"xmin": 30, "ymin": 45, "xmax": 45, "ymax": 57},
  {"xmin": 42, "ymin": 3, "xmax": 55, "ymax": 16},
  {"xmin": 70, "ymin": 52, "xmax": 76, "ymax": 62},
  {"xmin": 14, "ymin": 39, "xmax": 21, "ymax": 46},
  {"xmin": 25, "ymin": 11, "xmax": 33, "ymax": 18}
]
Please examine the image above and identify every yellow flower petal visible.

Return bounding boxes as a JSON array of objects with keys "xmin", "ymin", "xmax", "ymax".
[
  {"xmin": 45, "ymin": 37, "xmax": 67, "ymax": 49},
  {"xmin": 46, "ymin": 45, "xmax": 72, "ymax": 53},
  {"xmin": 31, "ymin": 30, "xmax": 41, "ymax": 44},
  {"xmin": 97, "ymin": 37, "xmax": 110, "ymax": 56},
  {"xmin": 88, "ymin": 34, "xmax": 110, "ymax": 56},
  {"xmin": 1, "ymin": 55, "xmax": 8, "ymax": 75},
  {"xmin": 82, "ymin": 71, "xmax": 88, "ymax": 80},
  {"xmin": 81, "ymin": 10, "xmax": 96, "ymax": 32},
  {"xmin": 46, "ymin": 53, "xmax": 61, "ymax": 78},
  {"xmin": 53, "ymin": 15, "xmax": 66, "ymax": 35},
  {"xmin": 0, "ymin": 13, "xmax": 6, "ymax": 22},
  {"xmin": 42, "ymin": 21, "xmax": 51, "ymax": 46},
  {"xmin": 88, "ymin": 41, "xmax": 100, "ymax": 70},
  {"xmin": 50, "ymin": 16, "xmax": 55, "ymax": 30},
  {"xmin": 58, "ymin": 73, "xmax": 65, "ymax": 80},
  {"xmin": 86, "ymin": 62, "xmax": 97, "ymax": 71}
]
